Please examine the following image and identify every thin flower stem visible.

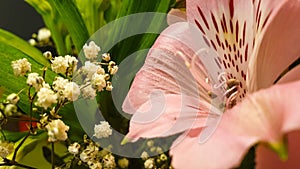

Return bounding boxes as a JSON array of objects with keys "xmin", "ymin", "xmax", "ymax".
[
  {"xmin": 51, "ymin": 142, "xmax": 55, "ymax": 169},
  {"xmin": 1, "ymin": 158, "xmax": 37, "ymax": 169},
  {"xmin": 12, "ymin": 89, "xmax": 36, "ymax": 162},
  {"xmin": 0, "ymin": 130, "xmax": 6, "ymax": 140},
  {"xmin": 12, "ymin": 131, "xmax": 30, "ymax": 162}
]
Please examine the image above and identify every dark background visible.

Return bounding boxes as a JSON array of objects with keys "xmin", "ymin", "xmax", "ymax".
[{"xmin": 0, "ymin": 0, "xmax": 44, "ymax": 40}]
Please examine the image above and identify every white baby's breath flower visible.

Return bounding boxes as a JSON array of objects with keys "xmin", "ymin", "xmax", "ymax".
[
  {"xmin": 89, "ymin": 161, "xmax": 102, "ymax": 169},
  {"xmin": 82, "ymin": 61, "xmax": 100, "ymax": 79},
  {"xmin": 51, "ymin": 56, "xmax": 69, "ymax": 74},
  {"xmin": 81, "ymin": 85, "xmax": 97, "ymax": 99},
  {"xmin": 0, "ymin": 141, "xmax": 14, "ymax": 158},
  {"xmin": 96, "ymin": 67, "xmax": 105, "ymax": 75},
  {"xmin": 144, "ymin": 158, "xmax": 155, "ymax": 169},
  {"xmin": 118, "ymin": 158, "xmax": 129, "ymax": 169},
  {"xmin": 102, "ymin": 53, "xmax": 110, "ymax": 62},
  {"xmin": 91, "ymin": 74, "xmax": 106, "ymax": 92},
  {"xmin": 45, "ymin": 119, "xmax": 69, "ymax": 142},
  {"xmin": 35, "ymin": 86, "xmax": 57, "ymax": 109},
  {"xmin": 83, "ymin": 41, "xmax": 100, "ymax": 60},
  {"xmin": 37, "ymin": 28, "xmax": 51, "ymax": 42},
  {"xmin": 63, "ymin": 82, "xmax": 80, "ymax": 101},
  {"xmin": 141, "ymin": 151, "xmax": 149, "ymax": 160},
  {"xmin": 93, "ymin": 121, "xmax": 112, "ymax": 139},
  {"xmin": 109, "ymin": 65, "xmax": 118, "ymax": 75},
  {"xmin": 28, "ymin": 38, "xmax": 36, "ymax": 46},
  {"xmin": 26, "ymin": 73, "xmax": 44, "ymax": 90},
  {"xmin": 11, "ymin": 58, "xmax": 31, "ymax": 76},
  {"xmin": 102, "ymin": 154, "xmax": 116, "ymax": 168},
  {"xmin": 4, "ymin": 104, "xmax": 18, "ymax": 116},
  {"xmin": 6, "ymin": 93, "xmax": 20, "ymax": 104},
  {"xmin": 52, "ymin": 76, "xmax": 68, "ymax": 93},
  {"xmin": 68, "ymin": 142, "xmax": 81, "ymax": 155},
  {"xmin": 80, "ymin": 143, "xmax": 99, "ymax": 162},
  {"xmin": 65, "ymin": 55, "xmax": 78, "ymax": 73},
  {"xmin": 43, "ymin": 51, "xmax": 52, "ymax": 60},
  {"xmin": 105, "ymin": 81, "xmax": 113, "ymax": 91}
]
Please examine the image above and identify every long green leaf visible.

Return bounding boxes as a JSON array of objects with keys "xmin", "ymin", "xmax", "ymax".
[
  {"xmin": 25, "ymin": 0, "xmax": 68, "ymax": 55},
  {"xmin": 48, "ymin": 0, "xmax": 89, "ymax": 55},
  {"xmin": 0, "ymin": 29, "xmax": 46, "ymax": 65}
]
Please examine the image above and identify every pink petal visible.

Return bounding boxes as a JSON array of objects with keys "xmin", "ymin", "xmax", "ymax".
[
  {"xmin": 122, "ymin": 22, "xmax": 212, "ymax": 115},
  {"xmin": 167, "ymin": 9, "xmax": 187, "ymax": 25},
  {"xmin": 277, "ymin": 64, "xmax": 300, "ymax": 84},
  {"xmin": 122, "ymin": 22, "xmax": 222, "ymax": 141},
  {"xmin": 170, "ymin": 80, "xmax": 300, "ymax": 169},
  {"xmin": 247, "ymin": 0, "xmax": 300, "ymax": 91},
  {"xmin": 125, "ymin": 94, "xmax": 210, "ymax": 141},
  {"xmin": 256, "ymin": 131, "xmax": 300, "ymax": 169},
  {"xmin": 186, "ymin": 0, "xmax": 257, "ymax": 98}
]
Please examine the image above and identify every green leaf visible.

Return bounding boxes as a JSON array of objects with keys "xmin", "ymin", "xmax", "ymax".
[
  {"xmin": 0, "ymin": 42, "xmax": 53, "ymax": 114},
  {"xmin": 25, "ymin": 0, "xmax": 68, "ymax": 55},
  {"xmin": 48, "ymin": 0, "xmax": 89, "ymax": 55},
  {"xmin": 6, "ymin": 133, "xmax": 47, "ymax": 162},
  {"xmin": 2, "ymin": 130, "xmax": 28, "ymax": 142},
  {"xmin": 0, "ymin": 29, "xmax": 46, "ymax": 65}
]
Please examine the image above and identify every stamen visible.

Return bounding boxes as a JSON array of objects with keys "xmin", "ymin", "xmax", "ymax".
[{"xmin": 208, "ymin": 72, "xmax": 240, "ymax": 110}]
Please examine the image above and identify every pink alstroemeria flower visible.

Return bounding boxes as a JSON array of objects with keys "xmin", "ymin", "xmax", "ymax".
[{"xmin": 123, "ymin": 0, "xmax": 300, "ymax": 168}]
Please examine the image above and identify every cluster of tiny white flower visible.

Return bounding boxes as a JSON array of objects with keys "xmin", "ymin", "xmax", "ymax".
[
  {"xmin": 9, "ymin": 41, "xmax": 118, "ymax": 165},
  {"xmin": 68, "ymin": 136, "xmax": 125, "ymax": 169},
  {"xmin": 140, "ymin": 140, "xmax": 171, "ymax": 169},
  {"xmin": 45, "ymin": 119, "xmax": 69, "ymax": 142},
  {"xmin": 78, "ymin": 41, "xmax": 118, "ymax": 99},
  {"xmin": 11, "ymin": 58, "xmax": 31, "ymax": 76},
  {"xmin": 0, "ymin": 141, "xmax": 14, "ymax": 158},
  {"xmin": 51, "ymin": 55, "xmax": 78, "ymax": 75},
  {"xmin": 93, "ymin": 121, "xmax": 113, "ymax": 139}
]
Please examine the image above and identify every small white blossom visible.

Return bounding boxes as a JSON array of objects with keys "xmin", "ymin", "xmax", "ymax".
[
  {"xmin": 141, "ymin": 151, "xmax": 149, "ymax": 160},
  {"xmin": 28, "ymin": 38, "xmax": 36, "ymax": 46},
  {"xmin": 0, "ymin": 141, "xmax": 14, "ymax": 158},
  {"xmin": 45, "ymin": 119, "xmax": 69, "ymax": 142},
  {"xmin": 109, "ymin": 65, "xmax": 118, "ymax": 75},
  {"xmin": 105, "ymin": 81, "xmax": 113, "ymax": 91},
  {"xmin": 81, "ymin": 85, "xmax": 97, "ymax": 99},
  {"xmin": 26, "ymin": 73, "xmax": 44, "ymax": 90},
  {"xmin": 68, "ymin": 142, "xmax": 81, "ymax": 155},
  {"xmin": 89, "ymin": 161, "xmax": 102, "ymax": 169},
  {"xmin": 63, "ymin": 82, "xmax": 80, "ymax": 101},
  {"xmin": 52, "ymin": 76, "xmax": 68, "ymax": 93},
  {"xmin": 83, "ymin": 41, "xmax": 100, "ymax": 60},
  {"xmin": 11, "ymin": 58, "xmax": 31, "ymax": 76},
  {"xmin": 6, "ymin": 93, "xmax": 20, "ymax": 104},
  {"xmin": 102, "ymin": 53, "xmax": 110, "ymax": 62},
  {"xmin": 43, "ymin": 51, "xmax": 52, "ymax": 60},
  {"xmin": 144, "ymin": 158, "xmax": 155, "ymax": 169},
  {"xmin": 82, "ymin": 61, "xmax": 100, "ymax": 79},
  {"xmin": 37, "ymin": 28, "xmax": 51, "ymax": 42},
  {"xmin": 93, "ymin": 121, "xmax": 112, "ymax": 139},
  {"xmin": 102, "ymin": 154, "xmax": 116, "ymax": 168},
  {"xmin": 118, "ymin": 158, "xmax": 129, "ymax": 169},
  {"xmin": 4, "ymin": 104, "xmax": 18, "ymax": 116},
  {"xmin": 91, "ymin": 74, "xmax": 106, "ymax": 92},
  {"xmin": 65, "ymin": 55, "xmax": 78, "ymax": 73},
  {"xmin": 108, "ymin": 61, "xmax": 118, "ymax": 75},
  {"xmin": 35, "ymin": 86, "xmax": 57, "ymax": 109},
  {"xmin": 96, "ymin": 67, "xmax": 105, "ymax": 75},
  {"xmin": 80, "ymin": 143, "xmax": 99, "ymax": 162},
  {"xmin": 51, "ymin": 56, "xmax": 69, "ymax": 74}
]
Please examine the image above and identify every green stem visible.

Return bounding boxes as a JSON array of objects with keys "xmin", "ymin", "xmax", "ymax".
[
  {"xmin": 51, "ymin": 142, "xmax": 55, "ymax": 169},
  {"xmin": 0, "ymin": 130, "xmax": 6, "ymax": 140},
  {"xmin": 12, "ymin": 131, "xmax": 30, "ymax": 162}
]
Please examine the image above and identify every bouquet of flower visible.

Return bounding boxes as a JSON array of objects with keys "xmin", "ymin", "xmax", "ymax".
[{"xmin": 1, "ymin": 0, "xmax": 300, "ymax": 169}]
